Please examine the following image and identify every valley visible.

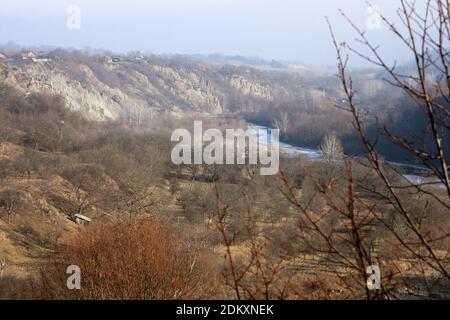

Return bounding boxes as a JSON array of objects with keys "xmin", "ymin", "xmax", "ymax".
[{"xmin": 0, "ymin": 48, "xmax": 449, "ymax": 300}]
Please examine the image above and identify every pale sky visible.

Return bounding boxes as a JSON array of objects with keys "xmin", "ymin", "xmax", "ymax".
[{"xmin": 0, "ymin": 0, "xmax": 416, "ymax": 66}]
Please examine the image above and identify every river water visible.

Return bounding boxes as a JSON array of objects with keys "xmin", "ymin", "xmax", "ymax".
[{"xmin": 248, "ymin": 124, "xmax": 442, "ymax": 187}]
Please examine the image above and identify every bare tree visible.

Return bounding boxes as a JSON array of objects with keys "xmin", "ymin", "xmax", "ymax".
[
  {"xmin": 329, "ymin": 0, "xmax": 450, "ymax": 197},
  {"xmin": 0, "ymin": 190, "xmax": 19, "ymax": 224},
  {"xmin": 74, "ymin": 186, "xmax": 89, "ymax": 218},
  {"xmin": 0, "ymin": 159, "xmax": 11, "ymax": 186},
  {"xmin": 319, "ymin": 134, "xmax": 344, "ymax": 188},
  {"xmin": 319, "ymin": 0, "xmax": 450, "ymax": 298},
  {"xmin": 213, "ymin": 182, "xmax": 294, "ymax": 300},
  {"xmin": 320, "ymin": 133, "xmax": 344, "ymax": 163},
  {"xmin": 273, "ymin": 112, "xmax": 290, "ymax": 134}
]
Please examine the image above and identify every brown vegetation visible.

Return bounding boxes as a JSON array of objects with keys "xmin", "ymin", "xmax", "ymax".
[
  {"xmin": 0, "ymin": 0, "xmax": 449, "ymax": 301},
  {"xmin": 40, "ymin": 218, "xmax": 218, "ymax": 300}
]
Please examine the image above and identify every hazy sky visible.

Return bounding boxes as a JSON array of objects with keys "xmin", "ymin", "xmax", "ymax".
[{"xmin": 0, "ymin": 0, "xmax": 414, "ymax": 66}]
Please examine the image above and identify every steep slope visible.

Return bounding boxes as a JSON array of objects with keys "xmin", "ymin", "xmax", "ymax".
[{"xmin": 0, "ymin": 51, "xmax": 302, "ymax": 121}]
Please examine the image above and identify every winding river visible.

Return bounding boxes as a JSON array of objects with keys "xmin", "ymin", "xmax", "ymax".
[{"xmin": 248, "ymin": 124, "xmax": 442, "ymax": 187}]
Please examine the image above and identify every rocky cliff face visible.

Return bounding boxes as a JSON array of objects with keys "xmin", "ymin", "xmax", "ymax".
[
  {"xmin": 0, "ymin": 52, "xmax": 298, "ymax": 121},
  {"xmin": 228, "ymin": 75, "xmax": 274, "ymax": 100}
]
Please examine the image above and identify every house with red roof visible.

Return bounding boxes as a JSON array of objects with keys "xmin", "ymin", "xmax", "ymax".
[{"xmin": 20, "ymin": 50, "xmax": 37, "ymax": 60}]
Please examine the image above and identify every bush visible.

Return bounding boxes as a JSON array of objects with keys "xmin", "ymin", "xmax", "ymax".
[{"xmin": 40, "ymin": 218, "xmax": 218, "ymax": 299}]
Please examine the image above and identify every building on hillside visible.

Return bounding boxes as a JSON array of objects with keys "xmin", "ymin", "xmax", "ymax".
[
  {"xmin": 32, "ymin": 54, "xmax": 50, "ymax": 62},
  {"xmin": 72, "ymin": 214, "xmax": 92, "ymax": 226},
  {"xmin": 104, "ymin": 56, "xmax": 122, "ymax": 64},
  {"xmin": 20, "ymin": 50, "xmax": 37, "ymax": 60},
  {"xmin": 112, "ymin": 56, "xmax": 122, "ymax": 63},
  {"xmin": 32, "ymin": 58, "xmax": 49, "ymax": 62},
  {"xmin": 34, "ymin": 52, "xmax": 50, "ymax": 62},
  {"xmin": 134, "ymin": 53, "xmax": 145, "ymax": 61}
]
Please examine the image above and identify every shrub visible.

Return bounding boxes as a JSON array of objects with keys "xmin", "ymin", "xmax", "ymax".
[{"xmin": 40, "ymin": 218, "xmax": 218, "ymax": 299}]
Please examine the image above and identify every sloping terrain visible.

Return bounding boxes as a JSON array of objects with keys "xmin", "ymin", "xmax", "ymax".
[{"xmin": 0, "ymin": 51, "xmax": 310, "ymax": 121}]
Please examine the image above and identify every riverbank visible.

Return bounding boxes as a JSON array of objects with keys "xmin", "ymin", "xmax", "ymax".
[{"xmin": 248, "ymin": 123, "xmax": 443, "ymax": 188}]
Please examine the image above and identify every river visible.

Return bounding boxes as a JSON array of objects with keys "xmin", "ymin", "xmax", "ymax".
[{"xmin": 248, "ymin": 124, "xmax": 442, "ymax": 187}]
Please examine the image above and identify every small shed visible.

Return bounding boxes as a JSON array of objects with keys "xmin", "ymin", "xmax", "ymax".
[{"xmin": 73, "ymin": 214, "xmax": 92, "ymax": 225}]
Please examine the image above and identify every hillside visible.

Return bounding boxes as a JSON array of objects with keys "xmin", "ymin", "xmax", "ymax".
[
  {"xmin": 0, "ymin": 49, "xmax": 448, "ymax": 300},
  {"xmin": 0, "ymin": 50, "xmax": 321, "ymax": 121}
]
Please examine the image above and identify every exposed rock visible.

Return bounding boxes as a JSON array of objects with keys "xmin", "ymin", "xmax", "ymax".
[
  {"xmin": 229, "ymin": 75, "xmax": 273, "ymax": 100},
  {"xmin": 0, "ymin": 52, "xmax": 301, "ymax": 121}
]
